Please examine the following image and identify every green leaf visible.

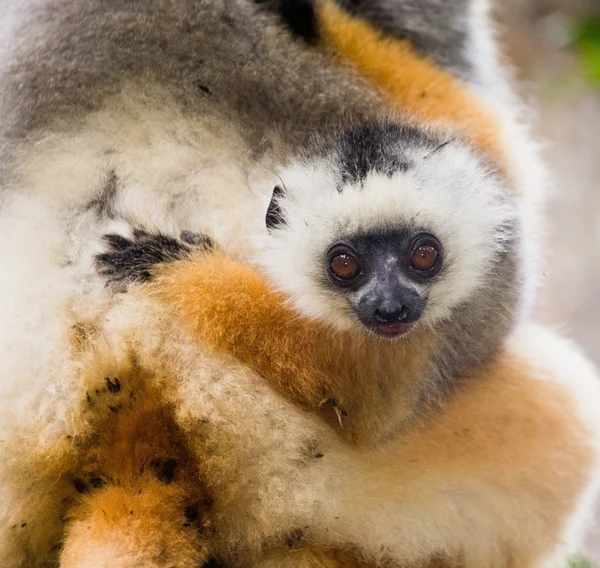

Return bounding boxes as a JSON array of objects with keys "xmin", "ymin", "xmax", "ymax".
[{"xmin": 570, "ymin": 16, "xmax": 600, "ymax": 85}]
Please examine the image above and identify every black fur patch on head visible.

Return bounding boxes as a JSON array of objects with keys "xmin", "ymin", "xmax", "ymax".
[
  {"xmin": 255, "ymin": 0, "xmax": 318, "ymax": 43},
  {"xmin": 265, "ymin": 185, "xmax": 286, "ymax": 231},
  {"xmin": 335, "ymin": 123, "xmax": 437, "ymax": 186},
  {"xmin": 96, "ymin": 229, "xmax": 214, "ymax": 290}
]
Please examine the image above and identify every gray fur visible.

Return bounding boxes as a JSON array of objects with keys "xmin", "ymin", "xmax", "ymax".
[
  {"xmin": 337, "ymin": 0, "xmax": 474, "ymax": 79},
  {"xmin": 0, "ymin": 0, "xmax": 480, "ymax": 154},
  {"xmin": 421, "ymin": 234, "xmax": 520, "ymax": 411},
  {"xmin": 0, "ymin": 0, "xmax": 384, "ymax": 157}
]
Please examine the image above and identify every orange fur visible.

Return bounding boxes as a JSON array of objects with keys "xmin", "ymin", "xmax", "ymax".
[
  {"xmin": 140, "ymin": 250, "xmax": 598, "ymax": 566},
  {"xmin": 385, "ymin": 346, "xmax": 595, "ymax": 527},
  {"xmin": 58, "ymin": 330, "xmax": 376, "ymax": 568},
  {"xmin": 150, "ymin": 252, "xmax": 432, "ymax": 443},
  {"xmin": 342, "ymin": 340, "xmax": 597, "ymax": 567},
  {"xmin": 316, "ymin": 1, "xmax": 511, "ymax": 179},
  {"xmin": 61, "ymin": 367, "xmax": 213, "ymax": 568}
]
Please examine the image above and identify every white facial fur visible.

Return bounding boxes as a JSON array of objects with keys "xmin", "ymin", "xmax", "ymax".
[{"xmin": 256, "ymin": 141, "xmax": 517, "ymax": 331}]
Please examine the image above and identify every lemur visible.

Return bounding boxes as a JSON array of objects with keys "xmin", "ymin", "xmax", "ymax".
[
  {"xmin": 61, "ymin": 219, "xmax": 597, "ymax": 568},
  {"xmin": 98, "ymin": 122, "xmax": 520, "ymax": 444},
  {"xmin": 0, "ymin": 0, "xmax": 558, "ymax": 566}
]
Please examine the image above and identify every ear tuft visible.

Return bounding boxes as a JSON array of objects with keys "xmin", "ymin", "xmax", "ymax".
[{"xmin": 266, "ymin": 185, "xmax": 286, "ymax": 232}]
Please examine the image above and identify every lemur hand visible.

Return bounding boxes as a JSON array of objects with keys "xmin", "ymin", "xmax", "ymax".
[{"xmin": 95, "ymin": 229, "xmax": 214, "ymax": 291}]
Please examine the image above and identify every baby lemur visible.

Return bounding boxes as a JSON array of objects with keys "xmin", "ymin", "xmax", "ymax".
[
  {"xmin": 83, "ymin": 121, "xmax": 600, "ymax": 567},
  {"xmin": 101, "ymin": 122, "xmax": 520, "ymax": 444}
]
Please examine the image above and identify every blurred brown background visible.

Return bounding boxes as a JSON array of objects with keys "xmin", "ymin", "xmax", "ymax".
[{"xmin": 497, "ymin": 0, "xmax": 600, "ymax": 563}]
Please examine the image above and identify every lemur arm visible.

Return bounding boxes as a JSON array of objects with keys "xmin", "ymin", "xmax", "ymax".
[{"xmin": 97, "ymin": 230, "xmax": 430, "ymax": 439}]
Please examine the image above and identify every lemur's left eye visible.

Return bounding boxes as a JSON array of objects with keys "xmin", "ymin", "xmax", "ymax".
[
  {"xmin": 411, "ymin": 246, "xmax": 438, "ymax": 271},
  {"xmin": 330, "ymin": 254, "xmax": 360, "ymax": 280},
  {"xmin": 409, "ymin": 234, "xmax": 443, "ymax": 275}
]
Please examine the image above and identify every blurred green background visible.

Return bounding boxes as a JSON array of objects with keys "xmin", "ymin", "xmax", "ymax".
[
  {"xmin": 572, "ymin": 15, "xmax": 600, "ymax": 83},
  {"xmin": 498, "ymin": 0, "xmax": 600, "ymax": 565},
  {"xmin": 571, "ymin": 559, "xmax": 595, "ymax": 568}
]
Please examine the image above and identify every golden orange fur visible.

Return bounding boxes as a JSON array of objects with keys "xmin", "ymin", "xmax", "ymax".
[
  {"xmin": 58, "ymin": 316, "xmax": 377, "ymax": 567},
  {"xmin": 316, "ymin": 1, "xmax": 511, "ymax": 179},
  {"xmin": 59, "ymin": 365, "xmax": 212, "ymax": 567},
  {"xmin": 150, "ymin": 251, "xmax": 432, "ymax": 443}
]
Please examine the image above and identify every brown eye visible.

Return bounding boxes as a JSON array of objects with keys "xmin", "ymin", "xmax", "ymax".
[
  {"xmin": 411, "ymin": 245, "xmax": 438, "ymax": 271},
  {"xmin": 409, "ymin": 235, "xmax": 442, "ymax": 275},
  {"xmin": 330, "ymin": 254, "xmax": 360, "ymax": 280}
]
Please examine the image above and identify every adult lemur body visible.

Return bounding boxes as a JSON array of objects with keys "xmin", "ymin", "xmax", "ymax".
[{"xmin": 0, "ymin": 0, "xmax": 593, "ymax": 567}]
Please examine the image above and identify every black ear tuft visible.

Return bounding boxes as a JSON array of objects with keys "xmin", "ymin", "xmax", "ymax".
[
  {"xmin": 255, "ymin": 0, "xmax": 318, "ymax": 44},
  {"xmin": 265, "ymin": 185, "xmax": 286, "ymax": 232}
]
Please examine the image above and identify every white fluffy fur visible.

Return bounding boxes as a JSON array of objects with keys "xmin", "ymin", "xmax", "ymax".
[
  {"xmin": 257, "ymin": 141, "xmax": 515, "ymax": 329},
  {"xmin": 0, "ymin": 88, "xmax": 271, "ymax": 563}
]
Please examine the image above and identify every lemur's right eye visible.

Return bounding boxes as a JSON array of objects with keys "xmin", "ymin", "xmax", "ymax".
[
  {"xmin": 325, "ymin": 244, "xmax": 362, "ymax": 287},
  {"xmin": 330, "ymin": 254, "xmax": 360, "ymax": 280}
]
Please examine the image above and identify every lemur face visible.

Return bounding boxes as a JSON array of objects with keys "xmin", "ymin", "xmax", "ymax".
[
  {"xmin": 258, "ymin": 123, "xmax": 516, "ymax": 335},
  {"xmin": 322, "ymin": 230, "xmax": 442, "ymax": 337}
]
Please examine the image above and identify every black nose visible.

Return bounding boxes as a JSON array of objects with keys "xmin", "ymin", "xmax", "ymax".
[{"xmin": 373, "ymin": 304, "xmax": 409, "ymax": 324}]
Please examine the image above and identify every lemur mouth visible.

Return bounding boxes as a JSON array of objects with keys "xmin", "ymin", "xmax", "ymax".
[{"xmin": 369, "ymin": 322, "xmax": 415, "ymax": 339}]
